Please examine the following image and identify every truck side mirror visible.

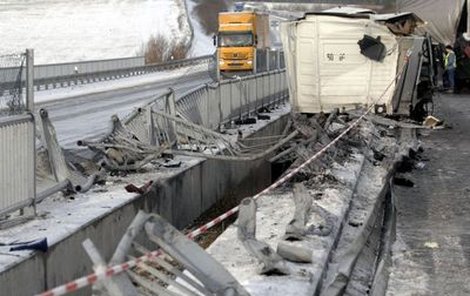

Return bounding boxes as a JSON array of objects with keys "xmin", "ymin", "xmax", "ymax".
[
  {"xmin": 255, "ymin": 36, "xmax": 258, "ymax": 45},
  {"xmin": 213, "ymin": 35, "xmax": 217, "ymax": 46}
]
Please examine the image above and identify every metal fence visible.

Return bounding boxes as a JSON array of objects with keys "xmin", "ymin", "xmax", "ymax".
[
  {"xmin": 0, "ymin": 53, "xmax": 26, "ymax": 115},
  {"xmin": 0, "ymin": 114, "xmax": 35, "ymax": 216},
  {"xmin": 256, "ymin": 49, "xmax": 285, "ymax": 73},
  {"xmin": 176, "ymin": 68, "xmax": 288, "ymax": 130},
  {"xmin": 0, "ymin": 54, "xmax": 214, "ymax": 92},
  {"xmin": 0, "ymin": 50, "xmax": 36, "ymax": 218}
]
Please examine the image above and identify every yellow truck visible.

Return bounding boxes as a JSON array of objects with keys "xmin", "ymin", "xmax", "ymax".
[{"xmin": 217, "ymin": 11, "xmax": 270, "ymax": 73}]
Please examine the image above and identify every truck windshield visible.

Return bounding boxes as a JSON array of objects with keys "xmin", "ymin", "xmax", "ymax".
[{"xmin": 219, "ymin": 33, "xmax": 253, "ymax": 47}]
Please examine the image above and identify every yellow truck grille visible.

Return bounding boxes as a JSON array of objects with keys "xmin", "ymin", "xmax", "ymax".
[{"xmin": 222, "ymin": 53, "xmax": 247, "ymax": 60}]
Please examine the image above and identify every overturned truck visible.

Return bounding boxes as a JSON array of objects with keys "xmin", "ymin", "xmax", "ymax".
[{"xmin": 280, "ymin": 9, "xmax": 436, "ymax": 120}]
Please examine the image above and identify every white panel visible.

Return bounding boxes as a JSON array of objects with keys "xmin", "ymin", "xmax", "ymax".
[
  {"xmin": 284, "ymin": 14, "xmax": 399, "ymax": 114},
  {"xmin": 0, "ymin": 117, "xmax": 35, "ymax": 214}
]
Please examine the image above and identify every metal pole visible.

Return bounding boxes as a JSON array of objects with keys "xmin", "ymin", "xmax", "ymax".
[
  {"xmin": 253, "ymin": 49, "xmax": 258, "ymax": 74},
  {"xmin": 216, "ymin": 50, "xmax": 221, "ymax": 82},
  {"xmin": 266, "ymin": 50, "xmax": 271, "ymax": 72},
  {"xmin": 25, "ymin": 49, "xmax": 37, "ymax": 216},
  {"xmin": 26, "ymin": 49, "xmax": 34, "ymax": 112},
  {"xmin": 277, "ymin": 50, "xmax": 281, "ymax": 70}
]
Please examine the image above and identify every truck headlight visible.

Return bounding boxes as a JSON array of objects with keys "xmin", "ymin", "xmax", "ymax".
[
  {"xmin": 219, "ymin": 61, "xmax": 225, "ymax": 65},
  {"xmin": 247, "ymin": 61, "xmax": 253, "ymax": 65}
]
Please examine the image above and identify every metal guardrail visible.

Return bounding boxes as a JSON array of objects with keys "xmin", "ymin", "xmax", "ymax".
[
  {"xmin": 0, "ymin": 54, "xmax": 214, "ymax": 92},
  {"xmin": 176, "ymin": 68, "xmax": 288, "ymax": 130},
  {"xmin": 256, "ymin": 49, "xmax": 285, "ymax": 73},
  {"xmin": 0, "ymin": 114, "xmax": 35, "ymax": 217},
  {"xmin": 0, "ymin": 49, "xmax": 36, "ymax": 218}
]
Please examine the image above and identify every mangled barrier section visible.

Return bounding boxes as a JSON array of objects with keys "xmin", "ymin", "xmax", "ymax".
[
  {"xmin": 35, "ymin": 109, "xmax": 100, "ymax": 200},
  {"xmin": 206, "ymin": 113, "xmax": 413, "ymax": 295},
  {"xmin": 79, "ymin": 90, "xmax": 295, "ymax": 174},
  {"xmin": 76, "ymin": 211, "xmax": 250, "ymax": 296}
]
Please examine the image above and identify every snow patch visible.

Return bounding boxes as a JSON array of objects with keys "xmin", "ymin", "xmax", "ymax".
[{"xmin": 0, "ymin": 0, "xmax": 189, "ymax": 64}]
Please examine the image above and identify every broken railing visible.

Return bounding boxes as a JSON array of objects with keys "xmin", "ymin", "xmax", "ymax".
[{"xmin": 79, "ymin": 68, "xmax": 290, "ymax": 170}]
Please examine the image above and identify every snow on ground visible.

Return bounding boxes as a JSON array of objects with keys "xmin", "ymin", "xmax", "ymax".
[
  {"xmin": 386, "ymin": 234, "xmax": 431, "ymax": 296},
  {"xmin": 0, "ymin": 0, "xmax": 189, "ymax": 64},
  {"xmin": 35, "ymin": 64, "xmax": 207, "ymax": 105},
  {"xmin": 186, "ymin": 0, "xmax": 216, "ymax": 57},
  {"xmin": 207, "ymin": 155, "xmax": 364, "ymax": 296},
  {"xmin": 0, "ymin": 155, "xmax": 203, "ymax": 272}
]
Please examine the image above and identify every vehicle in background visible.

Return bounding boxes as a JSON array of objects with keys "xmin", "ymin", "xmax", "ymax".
[{"xmin": 216, "ymin": 11, "xmax": 270, "ymax": 73}]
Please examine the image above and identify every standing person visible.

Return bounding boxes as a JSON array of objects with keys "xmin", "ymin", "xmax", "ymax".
[{"xmin": 445, "ymin": 45, "xmax": 457, "ymax": 92}]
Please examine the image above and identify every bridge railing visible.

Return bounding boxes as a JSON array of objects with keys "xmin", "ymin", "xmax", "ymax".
[
  {"xmin": 176, "ymin": 68, "xmax": 288, "ymax": 130},
  {"xmin": 0, "ymin": 50, "xmax": 36, "ymax": 218},
  {"xmin": 0, "ymin": 54, "xmax": 214, "ymax": 92}
]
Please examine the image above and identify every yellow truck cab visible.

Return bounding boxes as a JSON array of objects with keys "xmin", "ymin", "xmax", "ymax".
[{"xmin": 217, "ymin": 11, "xmax": 269, "ymax": 72}]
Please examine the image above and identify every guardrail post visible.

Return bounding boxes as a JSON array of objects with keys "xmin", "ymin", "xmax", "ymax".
[
  {"xmin": 26, "ymin": 49, "xmax": 34, "ymax": 112},
  {"xmin": 165, "ymin": 88, "xmax": 177, "ymax": 117},
  {"xmin": 26, "ymin": 49, "xmax": 37, "ymax": 216},
  {"xmin": 216, "ymin": 50, "xmax": 221, "ymax": 82},
  {"xmin": 254, "ymin": 49, "xmax": 258, "ymax": 74},
  {"xmin": 39, "ymin": 109, "xmax": 70, "ymax": 183},
  {"xmin": 217, "ymin": 82, "xmax": 223, "ymax": 131},
  {"xmin": 165, "ymin": 89, "xmax": 178, "ymax": 147},
  {"xmin": 147, "ymin": 106, "xmax": 157, "ymax": 147},
  {"xmin": 266, "ymin": 50, "xmax": 270, "ymax": 72}
]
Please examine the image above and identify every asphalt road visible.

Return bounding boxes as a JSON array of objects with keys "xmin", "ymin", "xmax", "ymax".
[
  {"xmin": 36, "ymin": 71, "xmax": 212, "ymax": 149},
  {"xmin": 387, "ymin": 94, "xmax": 470, "ymax": 295}
]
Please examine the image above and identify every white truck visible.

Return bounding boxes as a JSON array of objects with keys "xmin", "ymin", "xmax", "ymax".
[{"xmin": 280, "ymin": 8, "xmax": 435, "ymax": 119}]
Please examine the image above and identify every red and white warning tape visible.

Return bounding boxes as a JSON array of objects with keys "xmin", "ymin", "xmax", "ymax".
[{"xmin": 36, "ymin": 60, "xmax": 408, "ymax": 296}]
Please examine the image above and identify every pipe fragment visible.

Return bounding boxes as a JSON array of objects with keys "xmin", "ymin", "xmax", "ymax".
[
  {"xmin": 237, "ymin": 198, "xmax": 290, "ymax": 275},
  {"xmin": 284, "ymin": 183, "xmax": 312, "ymax": 240},
  {"xmin": 277, "ymin": 241, "xmax": 313, "ymax": 263}
]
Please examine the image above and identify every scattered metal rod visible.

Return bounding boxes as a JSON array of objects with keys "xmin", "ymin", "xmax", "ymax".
[
  {"xmin": 74, "ymin": 174, "xmax": 98, "ymax": 193},
  {"xmin": 165, "ymin": 130, "xmax": 299, "ymax": 162},
  {"xmin": 324, "ymin": 109, "xmax": 340, "ymax": 132},
  {"xmin": 269, "ymin": 134, "xmax": 318, "ymax": 163},
  {"xmin": 127, "ymin": 270, "xmax": 178, "ymax": 296},
  {"xmin": 132, "ymin": 242, "xmax": 211, "ymax": 296},
  {"xmin": 129, "ymin": 256, "xmax": 201, "ymax": 296},
  {"xmin": 82, "ymin": 239, "xmax": 137, "ymax": 296},
  {"xmin": 282, "ymin": 119, "xmax": 293, "ymax": 136},
  {"xmin": 239, "ymin": 134, "xmax": 285, "ymax": 141},
  {"xmin": 36, "ymin": 179, "xmax": 73, "ymax": 203},
  {"xmin": 146, "ymin": 214, "xmax": 250, "ymax": 295}
]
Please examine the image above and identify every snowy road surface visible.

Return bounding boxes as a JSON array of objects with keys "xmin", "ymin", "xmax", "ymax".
[
  {"xmin": 387, "ymin": 94, "xmax": 470, "ymax": 295},
  {"xmin": 37, "ymin": 70, "xmax": 212, "ymax": 148}
]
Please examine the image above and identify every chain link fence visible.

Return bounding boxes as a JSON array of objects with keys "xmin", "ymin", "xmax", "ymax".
[{"xmin": 0, "ymin": 53, "xmax": 26, "ymax": 116}]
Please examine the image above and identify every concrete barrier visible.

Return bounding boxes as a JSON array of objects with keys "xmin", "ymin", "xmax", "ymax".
[{"xmin": 0, "ymin": 113, "xmax": 289, "ymax": 296}]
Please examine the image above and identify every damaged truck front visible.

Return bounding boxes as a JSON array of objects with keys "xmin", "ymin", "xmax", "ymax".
[{"xmin": 280, "ymin": 10, "xmax": 436, "ymax": 120}]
